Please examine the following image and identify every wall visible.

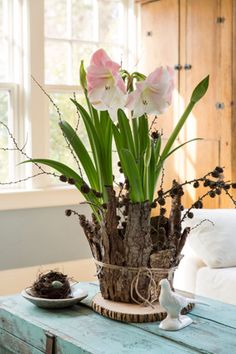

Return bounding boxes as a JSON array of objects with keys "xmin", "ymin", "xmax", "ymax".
[{"xmin": 0, "ymin": 204, "xmax": 92, "ymax": 271}]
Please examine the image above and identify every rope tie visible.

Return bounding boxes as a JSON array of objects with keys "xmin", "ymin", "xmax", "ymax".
[{"xmin": 93, "ymin": 258, "xmax": 177, "ymax": 308}]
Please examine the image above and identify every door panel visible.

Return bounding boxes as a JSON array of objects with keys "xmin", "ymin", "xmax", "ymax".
[
  {"xmin": 140, "ymin": 0, "xmax": 180, "ymax": 203},
  {"xmin": 139, "ymin": 0, "xmax": 233, "ymax": 208}
]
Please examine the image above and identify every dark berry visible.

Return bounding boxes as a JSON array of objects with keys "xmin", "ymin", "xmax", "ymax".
[
  {"xmin": 158, "ymin": 190, "xmax": 164, "ymax": 197},
  {"xmin": 215, "ymin": 166, "xmax": 224, "ymax": 173},
  {"xmin": 204, "ymin": 179, "xmax": 211, "ymax": 187},
  {"xmin": 117, "ymin": 161, "xmax": 121, "ymax": 167},
  {"xmin": 178, "ymin": 189, "xmax": 184, "ymax": 197},
  {"xmin": 209, "ymin": 191, "xmax": 216, "ymax": 198},
  {"xmin": 59, "ymin": 175, "xmax": 67, "ymax": 183},
  {"xmin": 232, "ymin": 183, "xmax": 236, "ymax": 189},
  {"xmin": 160, "ymin": 208, "xmax": 166, "ymax": 215},
  {"xmin": 209, "ymin": 181, "xmax": 217, "ymax": 189},
  {"xmin": 188, "ymin": 212, "xmax": 194, "ymax": 219},
  {"xmin": 194, "ymin": 200, "xmax": 203, "ymax": 209},
  {"xmin": 102, "ymin": 203, "xmax": 107, "ymax": 209},
  {"xmin": 151, "ymin": 131, "xmax": 160, "ymax": 140},
  {"xmin": 65, "ymin": 209, "xmax": 72, "ymax": 216},
  {"xmin": 68, "ymin": 178, "xmax": 75, "ymax": 185},
  {"xmin": 212, "ymin": 171, "xmax": 220, "ymax": 178},
  {"xmin": 172, "ymin": 187, "xmax": 179, "ymax": 195},
  {"xmin": 95, "ymin": 191, "xmax": 103, "ymax": 198},
  {"xmin": 224, "ymin": 184, "xmax": 231, "ymax": 190},
  {"xmin": 80, "ymin": 183, "xmax": 90, "ymax": 194},
  {"xmin": 157, "ymin": 197, "xmax": 166, "ymax": 206},
  {"xmin": 215, "ymin": 189, "xmax": 222, "ymax": 195},
  {"xmin": 151, "ymin": 201, "xmax": 157, "ymax": 208},
  {"xmin": 193, "ymin": 181, "xmax": 200, "ymax": 188}
]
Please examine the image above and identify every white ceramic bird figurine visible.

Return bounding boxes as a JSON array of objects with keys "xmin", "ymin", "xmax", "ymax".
[{"xmin": 159, "ymin": 278, "xmax": 206, "ymax": 331}]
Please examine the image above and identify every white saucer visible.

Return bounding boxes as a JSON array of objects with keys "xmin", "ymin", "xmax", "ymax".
[{"xmin": 21, "ymin": 287, "xmax": 88, "ymax": 309}]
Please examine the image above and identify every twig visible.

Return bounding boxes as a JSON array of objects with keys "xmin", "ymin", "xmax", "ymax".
[
  {"xmin": 0, "ymin": 120, "xmax": 56, "ymax": 177},
  {"xmin": 224, "ymin": 189, "xmax": 236, "ymax": 207},
  {"xmin": 32, "ymin": 76, "xmax": 84, "ymax": 178},
  {"xmin": 0, "ymin": 172, "xmax": 57, "ymax": 185},
  {"xmin": 149, "ymin": 116, "xmax": 158, "ymax": 132},
  {"xmin": 190, "ymin": 219, "xmax": 215, "ymax": 231}
]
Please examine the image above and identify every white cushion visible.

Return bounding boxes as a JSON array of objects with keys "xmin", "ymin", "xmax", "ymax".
[
  {"xmin": 182, "ymin": 209, "xmax": 236, "ymax": 268},
  {"xmin": 173, "ymin": 255, "xmax": 205, "ymax": 294},
  {"xmin": 196, "ymin": 266, "xmax": 236, "ymax": 305}
]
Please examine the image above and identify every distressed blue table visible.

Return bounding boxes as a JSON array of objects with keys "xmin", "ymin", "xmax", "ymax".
[{"xmin": 0, "ymin": 282, "xmax": 236, "ymax": 354}]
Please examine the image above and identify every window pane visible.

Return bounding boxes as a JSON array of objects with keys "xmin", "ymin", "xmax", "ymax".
[
  {"xmin": 100, "ymin": 44, "xmax": 123, "ymax": 66},
  {"xmin": 0, "ymin": 0, "xmax": 9, "ymax": 81},
  {"xmin": 49, "ymin": 93, "xmax": 89, "ymax": 183},
  {"xmin": 72, "ymin": 43, "xmax": 97, "ymax": 82},
  {"xmin": 0, "ymin": 91, "xmax": 10, "ymax": 183},
  {"xmin": 44, "ymin": 0, "xmax": 67, "ymax": 38},
  {"xmin": 72, "ymin": 0, "xmax": 94, "ymax": 40},
  {"xmin": 98, "ymin": 0, "xmax": 125, "ymax": 44},
  {"xmin": 45, "ymin": 40, "xmax": 70, "ymax": 84}
]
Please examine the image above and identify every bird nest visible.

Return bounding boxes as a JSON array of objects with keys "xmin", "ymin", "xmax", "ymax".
[{"xmin": 30, "ymin": 270, "xmax": 72, "ymax": 299}]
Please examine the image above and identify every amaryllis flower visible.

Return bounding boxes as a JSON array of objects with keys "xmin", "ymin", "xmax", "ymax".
[
  {"xmin": 86, "ymin": 49, "xmax": 127, "ymax": 120},
  {"xmin": 126, "ymin": 67, "xmax": 174, "ymax": 118}
]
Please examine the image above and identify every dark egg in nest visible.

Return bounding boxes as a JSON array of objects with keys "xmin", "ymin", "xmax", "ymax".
[{"xmin": 31, "ymin": 270, "xmax": 72, "ymax": 299}]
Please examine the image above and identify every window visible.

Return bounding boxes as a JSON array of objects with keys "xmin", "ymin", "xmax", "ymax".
[
  {"xmin": 44, "ymin": 0, "xmax": 135, "ymax": 183},
  {"xmin": 0, "ymin": 0, "xmax": 137, "ymax": 208},
  {"xmin": 0, "ymin": 0, "xmax": 20, "ymax": 185}
]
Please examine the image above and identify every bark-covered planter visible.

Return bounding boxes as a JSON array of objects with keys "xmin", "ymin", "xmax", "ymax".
[{"xmin": 79, "ymin": 185, "xmax": 188, "ymax": 304}]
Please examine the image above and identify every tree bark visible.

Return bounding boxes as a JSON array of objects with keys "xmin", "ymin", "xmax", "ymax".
[{"xmin": 79, "ymin": 184, "xmax": 189, "ymax": 303}]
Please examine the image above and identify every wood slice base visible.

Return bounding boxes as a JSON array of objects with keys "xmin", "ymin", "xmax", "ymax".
[{"xmin": 92, "ymin": 293, "xmax": 194, "ymax": 323}]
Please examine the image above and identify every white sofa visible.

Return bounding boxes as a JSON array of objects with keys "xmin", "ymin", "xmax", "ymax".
[{"xmin": 173, "ymin": 209, "xmax": 236, "ymax": 305}]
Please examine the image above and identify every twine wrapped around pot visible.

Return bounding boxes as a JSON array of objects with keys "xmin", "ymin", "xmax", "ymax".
[{"xmin": 94, "ymin": 258, "xmax": 176, "ymax": 305}]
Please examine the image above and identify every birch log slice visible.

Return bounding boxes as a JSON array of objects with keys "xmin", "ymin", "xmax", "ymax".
[{"xmin": 92, "ymin": 292, "xmax": 194, "ymax": 323}]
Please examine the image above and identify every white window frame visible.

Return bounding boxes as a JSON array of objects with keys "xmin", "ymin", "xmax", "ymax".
[{"xmin": 0, "ymin": 0, "xmax": 138, "ymax": 211}]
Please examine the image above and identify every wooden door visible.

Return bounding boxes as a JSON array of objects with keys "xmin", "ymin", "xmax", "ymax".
[
  {"xmin": 139, "ymin": 0, "xmax": 234, "ymax": 208},
  {"xmin": 181, "ymin": 0, "xmax": 233, "ymax": 208},
  {"xmin": 140, "ymin": 0, "xmax": 181, "ymax": 199}
]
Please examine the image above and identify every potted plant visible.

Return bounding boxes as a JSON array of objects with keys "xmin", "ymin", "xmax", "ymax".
[{"xmin": 2, "ymin": 49, "xmax": 236, "ymax": 307}]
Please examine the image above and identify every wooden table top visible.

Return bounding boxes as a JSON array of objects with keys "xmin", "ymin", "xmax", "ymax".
[{"xmin": 0, "ymin": 282, "xmax": 236, "ymax": 354}]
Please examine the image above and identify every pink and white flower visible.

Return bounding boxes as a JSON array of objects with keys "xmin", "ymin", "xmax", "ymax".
[
  {"xmin": 126, "ymin": 67, "xmax": 174, "ymax": 118},
  {"xmin": 86, "ymin": 49, "xmax": 127, "ymax": 120}
]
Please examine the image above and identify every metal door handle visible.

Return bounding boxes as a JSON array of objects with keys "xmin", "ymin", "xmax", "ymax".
[
  {"xmin": 184, "ymin": 64, "xmax": 192, "ymax": 70},
  {"xmin": 174, "ymin": 64, "xmax": 182, "ymax": 70}
]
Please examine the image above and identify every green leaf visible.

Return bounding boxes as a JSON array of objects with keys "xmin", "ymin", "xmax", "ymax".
[
  {"xmin": 79, "ymin": 60, "xmax": 87, "ymax": 91},
  {"xmin": 191, "ymin": 75, "xmax": 209, "ymax": 103},
  {"xmin": 70, "ymin": 99, "xmax": 103, "ymax": 190},
  {"xmin": 132, "ymin": 117, "xmax": 140, "ymax": 159},
  {"xmin": 131, "ymin": 72, "xmax": 146, "ymax": 81},
  {"xmin": 138, "ymin": 115, "xmax": 149, "ymax": 155},
  {"xmin": 160, "ymin": 76, "xmax": 209, "ymax": 165},
  {"xmin": 100, "ymin": 111, "xmax": 113, "ymax": 185},
  {"xmin": 154, "ymin": 136, "xmax": 161, "ymax": 161},
  {"xmin": 160, "ymin": 101, "xmax": 195, "ymax": 163},
  {"xmin": 120, "ymin": 149, "xmax": 144, "ymax": 202},
  {"xmin": 148, "ymin": 142, "xmax": 157, "ymax": 201},
  {"xmin": 117, "ymin": 109, "xmax": 135, "ymax": 156},
  {"xmin": 59, "ymin": 120, "xmax": 99, "ymax": 189},
  {"xmin": 21, "ymin": 159, "xmax": 101, "ymax": 217},
  {"xmin": 164, "ymin": 138, "xmax": 203, "ymax": 160},
  {"xmin": 143, "ymin": 139, "xmax": 152, "ymax": 200},
  {"xmin": 155, "ymin": 138, "xmax": 203, "ymax": 183}
]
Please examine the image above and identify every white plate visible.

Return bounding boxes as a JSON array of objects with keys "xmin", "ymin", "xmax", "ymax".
[{"xmin": 21, "ymin": 287, "xmax": 88, "ymax": 309}]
